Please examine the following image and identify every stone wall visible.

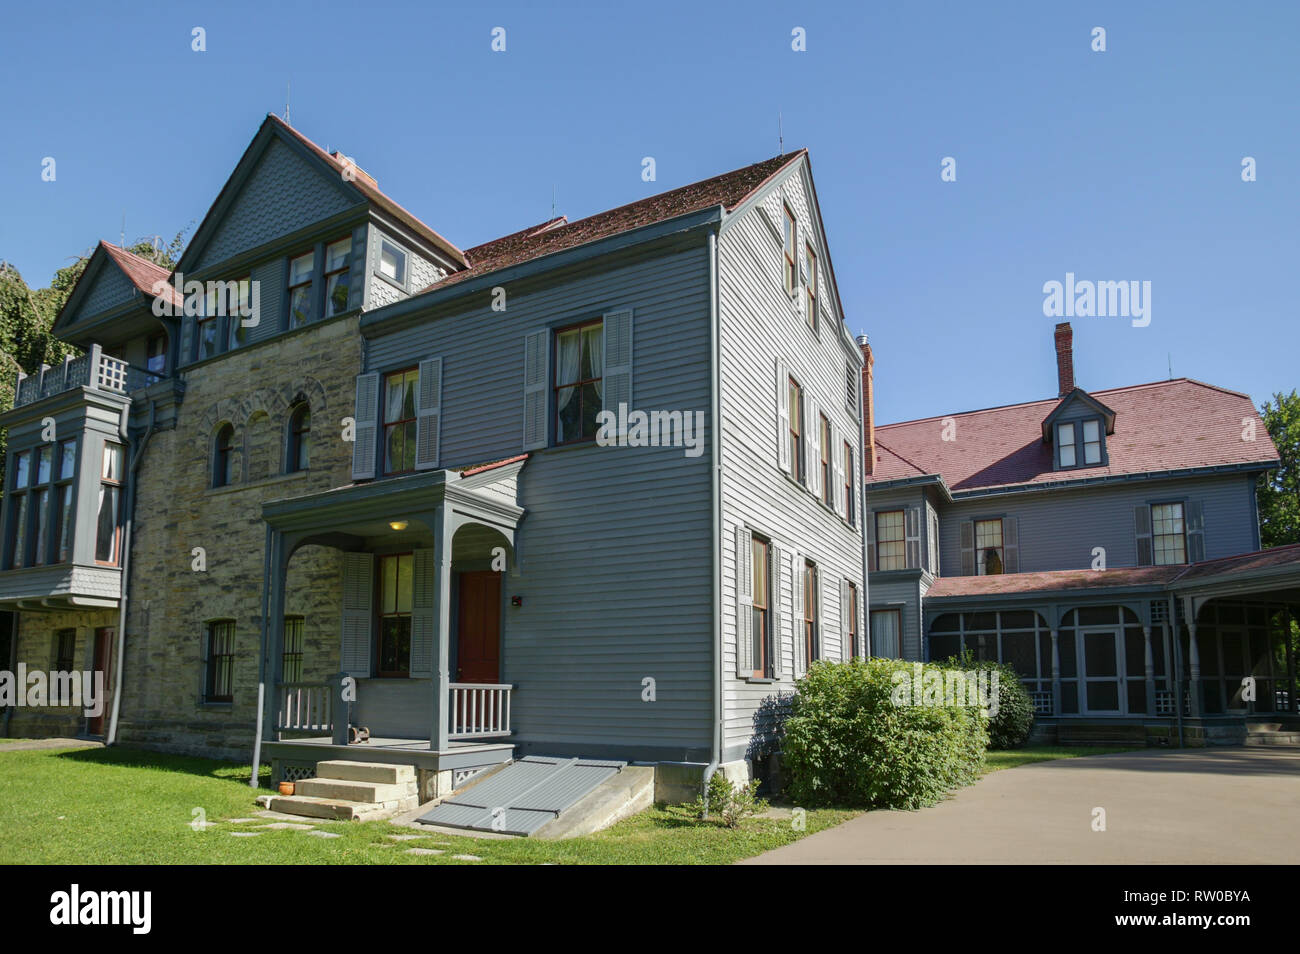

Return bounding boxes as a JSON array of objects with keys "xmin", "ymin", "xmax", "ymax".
[{"xmin": 5, "ymin": 607, "xmax": 117, "ymax": 737}]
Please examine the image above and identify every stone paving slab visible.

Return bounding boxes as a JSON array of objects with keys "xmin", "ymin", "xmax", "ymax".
[{"xmin": 0, "ymin": 738, "xmax": 103, "ymax": 752}]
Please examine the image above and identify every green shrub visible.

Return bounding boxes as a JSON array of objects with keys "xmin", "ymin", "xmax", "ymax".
[
  {"xmin": 689, "ymin": 771, "xmax": 765, "ymax": 828},
  {"xmin": 780, "ymin": 658, "xmax": 988, "ymax": 809},
  {"xmin": 934, "ymin": 653, "xmax": 1035, "ymax": 750}
]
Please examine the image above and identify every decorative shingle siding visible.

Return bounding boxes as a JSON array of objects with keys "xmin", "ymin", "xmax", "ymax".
[{"xmin": 74, "ymin": 262, "xmax": 136, "ymax": 322}]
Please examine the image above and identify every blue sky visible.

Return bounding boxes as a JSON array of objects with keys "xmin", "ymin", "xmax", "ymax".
[{"xmin": 1, "ymin": 1, "xmax": 1295, "ymax": 424}]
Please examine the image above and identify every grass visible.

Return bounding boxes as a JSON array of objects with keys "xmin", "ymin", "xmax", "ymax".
[
  {"xmin": 0, "ymin": 742, "xmax": 1143, "ymax": 864},
  {"xmin": 0, "ymin": 746, "xmax": 855, "ymax": 865}
]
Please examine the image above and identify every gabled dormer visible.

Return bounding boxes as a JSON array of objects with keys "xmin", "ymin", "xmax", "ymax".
[{"xmin": 1041, "ymin": 387, "xmax": 1116, "ymax": 470}]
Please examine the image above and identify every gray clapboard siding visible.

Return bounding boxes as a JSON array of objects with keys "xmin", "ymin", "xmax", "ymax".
[{"xmin": 867, "ymin": 575, "xmax": 924, "ymax": 660}]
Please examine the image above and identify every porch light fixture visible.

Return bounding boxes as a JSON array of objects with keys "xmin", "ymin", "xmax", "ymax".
[{"xmin": 389, "ymin": 520, "xmax": 408, "ymax": 531}]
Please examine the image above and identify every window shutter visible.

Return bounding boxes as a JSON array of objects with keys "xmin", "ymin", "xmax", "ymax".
[
  {"xmin": 831, "ymin": 424, "xmax": 844, "ymax": 515},
  {"xmin": 839, "ymin": 578, "xmax": 851, "ymax": 662},
  {"xmin": 522, "ymin": 328, "xmax": 550, "ymax": 451},
  {"xmin": 792, "ymin": 553, "xmax": 806, "ymax": 677},
  {"xmin": 905, "ymin": 506, "xmax": 922, "ymax": 569},
  {"xmin": 814, "ymin": 567, "xmax": 825, "ymax": 665},
  {"xmin": 351, "ymin": 372, "xmax": 380, "ymax": 481},
  {"xmin": 409, "ymin": 548, "xmax": 436, "ymax": 677},
  {"xmin": 960, "ymin": 520, "xmax": 975, "ymax": 576},
  {"xmin": 734, "ymin": 526, "xmax": 753, "ymax": 678},
  {"xmin": 602, "ymin": 309, "xmax": 633, "ymax": 427},
  {"xmin": 1002, "ymin": 516, "xmax": 1019, "ymax": 573},
  {"xmin": 1135, "ymin": 505, "xmax": 1153, "ymax": 566},
  {"xmin": 807, "ymin": 397, "xmax": 821, "ymax": 497},
  {"xmin": 414, "ymin": 357, "xmax": 443, "ymax": 470},
  {"xmin": 770, "ymin": 544, "xmax": 784, "ymax": 680},
  {"xmin": 930, "ymin": 508, "xmax": 941, "ymax": 575},
  {"xmin": 1186, "ymin": 500, "xmax": 1205, "ymax": 563},
  {"xmin": 340, "ymin": 552, "xmax": 374, "ymax": 677},
  {"xmin": 866, "ymin": 510, "xmax": 876, "ymax": 570},
  {"xmin": 775, "ymin": 357, "xmax": 790, "ymax": 475}
]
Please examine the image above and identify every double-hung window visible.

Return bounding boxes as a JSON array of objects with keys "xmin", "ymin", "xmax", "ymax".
[
  {"xmin": 324, "ymin": 237, "xmax": 352, "ymax": 317},
  {"xmin": 782, "ymin": 205, "xmax": 797, "ymax": 296},
  {"xmin": 377, "ymin": 553, "xmax": 413, "ymax": 677},
  {"xmin": 288, "ymin": 403, "xmax": 311, "ymax": 473},
  {"xmin": 225, "ymin": 277, "xmax": 253, "ymax": 350},
  {"xmin": 870, "ymin": 608, "xmax": 901, "ymax": 659},
  {"xmin": 205, "ymin": 620, "xmax": 235, "ymax": 703},
  {"xmin": 54, "ymin": 439, "xmax": 76, "ymax": 562},
  {"xmin": 1057, "ymin": 418, "xmax": 1103, "ymax": 468},
  {"xmin": 95, "ymin": 443, "xmax": 124, "ymax": 565},
  {"xmin": 378, "ymin": 240, "xmax": 407, "ymax": 285},
  {"xmin": 788, "ymin": 377, "xmax": 804, "ymax": 484},
  {"xmin": 382, "ymin": 368, "xmax": 419, "ymax": 475},
  {"xmin": 751, "ymin": 536, "xmax": 771, "ymax": 678},
  {"xmin": 1151, "ymin": 502, "xmax": 1186, "ymax": 565},
  {"xmin": 282, "ymin": 616, "xmax": 304, "ymax": 683},
  {"xmin": 804, "ymin": 242, "xmax": 817, "ymax": 331},
  {"xmin": 8, "ymin": 451, "xmax": 30, "ymax": 568},
  {"xmin": 846, "ymin": 582, "xmax": 859, "ymax": 658},
  {"xmin": 843, "ymin": 442, "xmax": 855, "ymax": 525},
  {"xmin": 975, "ymin": 518, "xmax": 1004, "ymax": 575},
  {"xmin": 288, "ymin": 251, "xmax": 315, "ymax": 329},
  {"xmin": 819, "ymin": 413, "xmax": 832, "ymax": 506},
  {"xmin": 803, "ymin": 561, "xmax": 819, "ymax": 665},
  {"xmin": 875, "ymin": 510, "xmax": 905, "ymax": 571},
  {"xmin": 54, "ymin": 629, "xmax": 76, "ymax": 672},
  {"xmin": 1082, "ymin": 419, "xmax": 1102, "ymax": 464},
  {"xmin": 212, "ymin": 425, "xmax": 234, "ymax": 488},
  {"xmin": 554, "ymin": 320, "xmax": 603, "ymax": 444},
  {"xmin": 31, "ymin": 446, "xmax": 51, "ymax": 565}
]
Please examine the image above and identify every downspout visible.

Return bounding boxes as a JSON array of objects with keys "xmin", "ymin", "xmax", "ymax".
[
  {"xmin": 1168, "ymin": 592, "xmax": 1184, "ymax": 748},
  {"xmin": 856, "ymin": 344, "xmax": 870, "ymax": 657},
  {"xmin": 703, "ymin": 227, "xmax": 723, "ymax": 805},
  {"xmin": 106, "ymin": 399, "xmax": 157, "ymax": 745},
  {"xmin": 2, "ymin": 613, "xmax": 18, "ymax": 736}
]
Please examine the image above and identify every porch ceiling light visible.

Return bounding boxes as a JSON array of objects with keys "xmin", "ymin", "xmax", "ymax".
[{"xmin": 389, "ymin": 520, "xmax": 408, "ymax": 531}]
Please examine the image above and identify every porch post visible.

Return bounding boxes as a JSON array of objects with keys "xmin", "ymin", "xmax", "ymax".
[
  {"xmin": 1185, "ymin": 601, "xmax": 1202, "ymax": 718},
  {"xmin": 429, "ymin": 504, "xmax": 453, "ymax": 752},
  {"xmin": 1286, "ymin": 605, "xmax": 1297, "ymax": 715},
  {"xmin": 1050, "ymin": 628, "xmax": 1061, "ymax": 716},
  {"xmin": 1143, "ymin": 625, "xmax": 1156, "ymax": 717},
  {"xmin": 261, "ymin": 530, "xmax": 289, "ymax": 744}
]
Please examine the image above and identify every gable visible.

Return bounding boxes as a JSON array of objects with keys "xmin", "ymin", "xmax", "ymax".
[
  {"xmin": 192, "ymin": 134, "xmax": 360, "ymax": 271},
  {"xmin": 1040, "ymin": 388, "xmax": 1116, "ymax": 441},
  {"xmin": 69, "ymin": 255, "xmax": 137, "ymax": 322}
]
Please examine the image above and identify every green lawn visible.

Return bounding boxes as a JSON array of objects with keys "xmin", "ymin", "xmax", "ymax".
[
  {"xmin": 0, "ymin": 743, "xmax": 1142, "ymax": 864},
  {"xmin": 983, "ymin": 745, "xmax": 1143, "ymax": 772}
]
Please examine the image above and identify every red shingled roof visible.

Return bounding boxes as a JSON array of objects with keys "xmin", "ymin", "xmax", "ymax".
[
  {"xmin": 98, "ymin": 241, "xmax": 183, "ymax": 308},
  {"xmin": 419, "ymin": 150, "xmax": 806, "ymax": 293},
  {"xmin": 870, "ymin": 378, "xmax": 1278, "ymax": 492}
]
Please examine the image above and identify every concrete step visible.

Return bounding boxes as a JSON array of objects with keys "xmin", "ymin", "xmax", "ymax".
[
  {"xmin": 1244, "ymin": 733, "xmax": 1300, "ymax": 746},
  {"xmin": 315, "ymin": 760, "xmax": 415, "ymax": 785},
  {"xmin": 268, "ymin": 793, "xmax": 418, "ymax": 822},
  {"xmin": 295, "ymin": 777, "xmax": 416, "ymax": 803}
]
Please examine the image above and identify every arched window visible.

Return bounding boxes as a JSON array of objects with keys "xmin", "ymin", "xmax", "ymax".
[
  {"xmin": 213, "ymin": 424, "xmax": 234, "ymax": 488},
  {"xmin": 288, "ymin": 402, "xmax": 311, "ymax": 472}
]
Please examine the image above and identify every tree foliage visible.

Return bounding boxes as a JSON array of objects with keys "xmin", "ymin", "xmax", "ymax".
[{"xmin": 1259, "ymin": 389, "xmax": 1300, "ymax": 548}]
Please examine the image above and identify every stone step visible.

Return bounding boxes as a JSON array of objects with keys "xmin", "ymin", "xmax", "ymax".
[
  {"xmin": 315, "ymin": 760, "xmax": 415, "ymax": 785},
  {"xmin": 1244, "ymin": 733, "xmax": 1300, "ymax": 746},
  {"xmin": 295, "ymin": 777, "xmax": 416, "ymax": 804},
  {"xmin": 268, "ymin": 793, "xmax": 418, "ymax": 822}
]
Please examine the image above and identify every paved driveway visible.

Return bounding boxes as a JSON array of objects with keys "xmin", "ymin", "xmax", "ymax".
[{"xmin": 742, "ymin": 748, "xmax": 1300, "ymax": 864}]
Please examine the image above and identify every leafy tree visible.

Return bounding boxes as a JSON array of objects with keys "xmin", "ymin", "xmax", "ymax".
[{"xmin": 1258, "ymin": 390, "xmax": 1300, "ymax": 548}]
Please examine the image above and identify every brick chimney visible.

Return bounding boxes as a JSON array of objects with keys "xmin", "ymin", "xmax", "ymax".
[
  {"xmin": 857, "ymin": 334, "xmax": 875, "ymax": 475},
  {"xmin": 1054, "ymin": 322, "xmax": 1074, "ymax": 397}
]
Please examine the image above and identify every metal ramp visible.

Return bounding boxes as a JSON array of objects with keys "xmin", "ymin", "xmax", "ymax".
[{"xmin": 416, "ymin": 756, "xmax": 626, "ymax": 836}]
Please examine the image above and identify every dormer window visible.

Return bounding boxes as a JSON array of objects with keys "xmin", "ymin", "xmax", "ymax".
[
  {"xmin": 1082, "ymin": 419, "xmax": 1102, "ymax": 464},
  {"xmin": 1057, "ymin": 423, "xmax": 1076, "ymax": 467},
  {"xmin": 1056, "ymin": 417, "xmax": 1105, "ymax": 469}
]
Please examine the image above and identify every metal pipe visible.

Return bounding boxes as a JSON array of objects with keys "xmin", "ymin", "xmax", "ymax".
[{"xmin": 702, "ymin": 227, "xmax": 723, "ymax": 810}]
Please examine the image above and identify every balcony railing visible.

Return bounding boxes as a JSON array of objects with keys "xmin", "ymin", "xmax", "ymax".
[
  {"xmin": 449, "ymin": 683, "xmax": 513, "ymax": 740},
  {"xmin": 276, "ymin": 682, "xmax": 333, "ymax": 734},
  {"xmin": 11, "ymin": 344, "xmax": 161, "ymax": 411}
]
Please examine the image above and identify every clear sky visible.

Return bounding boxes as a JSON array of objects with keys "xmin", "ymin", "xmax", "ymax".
[{"xmin": 1, "ymin": 1, "xmax": 1295, "ymax": 424}]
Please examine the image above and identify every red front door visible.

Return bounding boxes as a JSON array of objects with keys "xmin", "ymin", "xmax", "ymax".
[
  {"xmin": 456, "ymin": 571, "xmax": 501, "ymax": 683},
  {"xmin": 88, "ymin": 627, "xmax": 114, "ymax": 736}
]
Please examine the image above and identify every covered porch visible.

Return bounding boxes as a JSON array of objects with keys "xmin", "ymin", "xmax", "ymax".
[{"xmin": 255, "ymin": 458, "xmax": 527, "ymax": 784}]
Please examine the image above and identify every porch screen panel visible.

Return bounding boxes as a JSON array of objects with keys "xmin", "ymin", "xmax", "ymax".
[
  {"xmin": 340, "ymin": 552, "xmax": 374, "ymax": 676},
  {"xmin": 409, "ymin": 548, "xmax": 436, "ymax": 678}
]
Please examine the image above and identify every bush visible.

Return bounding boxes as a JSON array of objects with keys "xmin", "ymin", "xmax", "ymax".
[
  {"xmin": 781, "ymin": 658, "xmax": 988, "ymax": 809},
  {"xmin": 689, "ymin": 771, "xmax": 765, "ymax": 828},
  {"xmin": 934, "ymin": 653, "xmax": 1035, "ymax": 750}
]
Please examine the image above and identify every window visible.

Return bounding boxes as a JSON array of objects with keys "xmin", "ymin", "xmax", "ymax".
[
  {"xmin": 1152, "ymin": 502, "xmax": 1187, "ymax": 565},
  {"xmin": 1082, "ymin": 419, "xmax": 1102, "ymax": 464},
  {"xmin": 214, "ymin": 278, "xmax": 253, "ymax": 350},
  {"xmin": 8, "ymin": 451, "xmax": 31, "ymax": 568},
  {"xmin": 870, "ymin": 608, "xmax": 901, "ymax": 658},
  {"xmin": 146, "ymin": 333, "xmax": 167, "ymax": 376},
  {"xmin": 324, "ymin": 237, "xmax": 352, "ymax": 318},
  {"xmin": 975, "ymin": 518, "xmax": 1004, "ymax": 575},
  {"xmin": 288, "ymin": 402, "xmax": 311, "ymax": 473},
  {"xmin": 1057, "ymin": 422, "xmax": 1076, "ymax": 467},
  {"xmin": 95, "ymin": 443, "xmax": 124, "ymax": 564},
  {"xmin": 382, "ymin": 368, "xmax": 419, "ymax": 474},
  {"xmin": 32, "ymin": 488, "xmax": 48, "ymax": 564},
  {"xmin": 13, "ymin": 451, "xmax": 30, "ymax": 488},
  {"xmin": 283, "ymin": 616, "xmax": 304, "ymax": 683},
  {"xmin": 288, "ymin": 251, "xmax": 315, "ymax": 328},
  {"xmin": 196, "ymin": 305, "xmax": 219, "ymax": 361},
  {"xmin": 54, "ymin": 629, "xmax": 76, "ymax": 671},
  {"xmin": 554, "ymin": 320, "xmax": 603, "ymax": 444},
  {"xmin": 782, "ymin": 205, "xmax": 797, "ymax": 296},
  {"xmin": 843, "ymin": 442, "xmax": 855, "ymax": 525},
  {"xmin": 205, "ymin": 620, "xmax": 235, "ymax": 702},
  {"xmin": 819, "ymin": 413, "xmax": 832, "ymax": 506},
  {"xmin": 377, "ymin": 553, "xmax": 413, "ymax": 677},
  {"xmin": 875, "ymin": 510, "xmax": 905, "ymax": 571},
  {"xmin": 803, "ymin": 561, "xmax": 819, "ymax": 665},
  {"xmin": 804, "ymin": 242, "xmax": 817, "ymax": 331},
  {"xmin": 847, "ymin": 582, "xmax": 859, "ymax": 658},
  {"xmin": 379, "ymin": 240, "xmax": 407, "ymax": 285},
  {"xmin": 751, "ymin": 536, "xmax": 770, "ymax": 678},
  {"xmin": 36, "ymin": 446, "xmax": 51, "ymax": 484},
  {"xmin": 212, "ymin": 425, "xmax": 234, "ymax": 488},
  {"xmin": 788, "ymin": 377, "xmax": 804, "ymax": 484},
  {"xmin": 29, "ymin": 446, "xmax": 53, "ymax": 566}
]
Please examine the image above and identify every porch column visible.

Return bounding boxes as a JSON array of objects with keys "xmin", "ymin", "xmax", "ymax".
[
  {"xmin": 429, "ymin": 504, "xmax": 453, "ymax": 752},
  {"xmin": 1050, "ymin": 629, "xmax": 1061, "ymax": 716},
  {"xmin": 1186, "ymin": 616, "xmax": 1202, "ymax": 718},
  {"xmin": 1143, "ymin": 625, "xmax": 1156, "ymax": 717},
  {"xmin": 1286, "ymin": 605, "xmax": 1297, "ymax": 715},
  {"xmin": 260, "ymin": 529, "xmax": 289, "ymax": 744}
]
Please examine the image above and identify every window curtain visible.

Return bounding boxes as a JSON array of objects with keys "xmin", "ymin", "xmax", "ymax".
[
  {"xmin": 584, "ymin": 325, "xmax": 603, "ymax": 400},
  {"xmin": 872, "ymin": 610, "xmax": 900, "ymax": 658},
  {"xmin": 556, "ymin": 331, "xmax": 582, "ymax": 414}
]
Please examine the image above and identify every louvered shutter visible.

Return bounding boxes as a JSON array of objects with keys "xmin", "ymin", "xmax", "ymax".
[
  {"xmin": 775, "ymin": 357, "xmax": 790, "ymax": 475},
  {"xmin": 792, "ymin": 552, "xmax": 806, "ymax": 677},
  {"xmin": 522, "ymin": 329, "xmax": 549, "ymax": 451},
  {"xmin": 866, "ymin": 510, "xmax": 876, "ymax": 570},
  {"xmin": 807, "ymin": 397, "xmax": 821, "ymax": 498},
  {"xmin": 905, "ymin": 506, "xmax": 922, "ymax": 569},
  {"xmin": 1186, "ymin": 500, "xmax": 1205, "ymax": 563},
  {"xmin": 839, "ymin": 578, "xmax": 851, "ymax": 661},
  {"xmin": 960, "ymin": 520, "xmax": 975, "ymax": 576},
  {"xmin": 409, "ymin": 548, "xmax": 436, "ymax": 677},
  {"xmin": 831, "ymin": 424, "xmax": 844, "ymax": 515},
  {"xmin": 340, "ymin": 552, "xmax": 374, "ymax": 677},
  {"xmin": 1002, "ymin": 516, "xmax": 1019, "ymax": 573},
  {"xmin": 1135, "ymin": 505, "xmax": 1153, "ymax": 566},
  {"xmin": 602, "ymin": 309, "xmax": 633, "ymax": 428},
  {"xmin": 414, "ymin": 357, "xmax": 442, "ymax": 470},
  {"xmin": 351, "ymin": 372, "xmax": 380, "ymax": 480},
  {"xmin": 769, "ymin": 544, "xmax": 784, "ymax": 680},
  {"xmin": 734, "ymin": 526, "xmax": 754, "ymax": 678}
]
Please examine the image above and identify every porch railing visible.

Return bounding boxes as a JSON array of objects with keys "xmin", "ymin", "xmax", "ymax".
[
  {"xmin": 448, "ymin": 683, "xmax": 513, "ymax": 740},
  {"xmin": 1030, "ymin": 691, "xmax": 1054, "ymax": 715},
  {"xmin": 276, "ymin": 682, "xmax": 333, "ymax": 734},
  {"xmin": 11, "ymin": 345, "xmax": 160, "ymax": 411}
]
